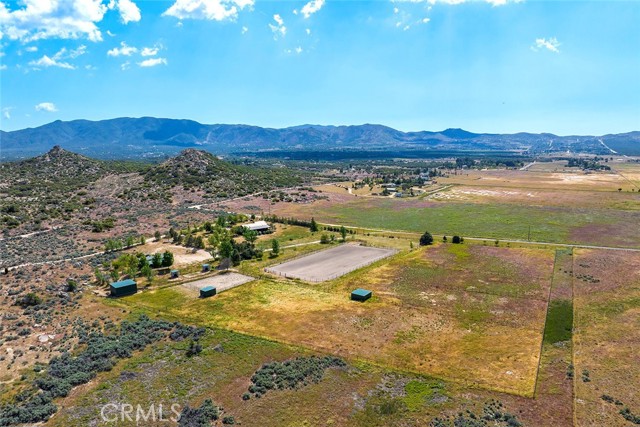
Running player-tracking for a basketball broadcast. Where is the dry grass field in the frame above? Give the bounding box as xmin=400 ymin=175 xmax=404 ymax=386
xmin=573 ymin=249 xmax=640 ymax=427
xmin=111 ymin=242 xmax=554 ymax=397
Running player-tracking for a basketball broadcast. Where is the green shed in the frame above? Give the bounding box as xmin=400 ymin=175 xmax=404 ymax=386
xmin=170 ymin=269 xmax=179 ymax=279
xmin=200 ymin=286 xmax=217 ymax=298
xmin=202 ymin=264 xmax=211 ymax=272
xmin=351 ymin=288 xmax=372 ymax=302
xmin=110 ymin=279 xmax=137 ymax=297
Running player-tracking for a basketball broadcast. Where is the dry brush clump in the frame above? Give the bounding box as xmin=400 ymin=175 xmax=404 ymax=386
xmin=0 ymin=315 xmax=205 ymax=426
xmin=245 ymin=356 xmax=346 ymax=398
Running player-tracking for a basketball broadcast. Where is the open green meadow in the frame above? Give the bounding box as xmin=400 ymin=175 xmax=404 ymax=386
xmin=271 ymin=197 xmax=640 ymax=248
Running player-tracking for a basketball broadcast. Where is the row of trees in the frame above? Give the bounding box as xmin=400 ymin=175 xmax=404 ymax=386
xmin=94 ymin=251 xmax=174 ymax=285
xmin=420 ymin=232 xmax=464 ymax=246
xmin=104 ymin=235 xmax=145 ymax=252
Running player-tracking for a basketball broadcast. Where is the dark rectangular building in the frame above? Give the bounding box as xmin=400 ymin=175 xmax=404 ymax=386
xmin=351 ymin=288 xmax=372 ymax=302
xmin=110 ymin=279 xmax=137 ymax=297
xmin=200 ymin=286 xmax=216 ymax=298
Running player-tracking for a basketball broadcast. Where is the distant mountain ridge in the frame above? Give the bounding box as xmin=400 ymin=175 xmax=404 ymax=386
xmin=1 ymin=117 xmax=639 ymax=160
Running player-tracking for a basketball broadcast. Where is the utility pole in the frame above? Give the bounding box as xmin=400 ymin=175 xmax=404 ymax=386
xmin=528 ymin=225 xmax=531 ymax=242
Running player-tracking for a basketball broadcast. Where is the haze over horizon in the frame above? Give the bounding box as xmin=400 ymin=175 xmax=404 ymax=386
xmin=1 ymin=0 xmax=639 ymax=135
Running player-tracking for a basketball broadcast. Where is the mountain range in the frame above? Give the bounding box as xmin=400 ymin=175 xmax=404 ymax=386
xmin=1 ymin=117 xmax=639 ymax=160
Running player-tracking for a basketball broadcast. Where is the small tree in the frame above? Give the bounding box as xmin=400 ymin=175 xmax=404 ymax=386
xmin=320 ymin=234 xmax=330 ymax=244
xmin=243 ymin=229 xmax=258 ymax=246
xmin=271 ymin=239 xmax=280 ymax=256
xmin=141 ymin=264 xmax=154 ymax=282
xmin=310 ymin=218 xmax=319 ymax=233
xmin=340 ymin=226 xmax=347 ymax=242
xmin=94 ymin=268 xmax=108 ymax=286
xmin=151 ymin=253 xmax=163 ymax=268
xmin=442 ymin=235 xmax=448 ymax=242
xmin=139 ymin=235 xmax=146 ymax=245
xmin=419 ymin=231 xmax=434 ymax=246
xmin=154 ymin=231 xmax=161 ymax=241
xmin=162 ymin=251 xmax=174 ymax=267
xmin=219 ymin=239 xmax=234 ymax=259
xmin=452 ymin=235 xmax=462 ymax=244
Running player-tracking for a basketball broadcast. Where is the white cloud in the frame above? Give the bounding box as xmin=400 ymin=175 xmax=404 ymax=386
xmin=305 ymin=28 xmax=311 ymax=35
xmin=532 ymin=37 xmax=560 ymax=53
xmin=163 ymin=0 xmax=254 ymax=21
xmin=121 ymin=61 xmax=130 ymax=70
xmin=25 ymin=46 xmax=38 ymax=52
xmin=0 ymin=64 xmax=6 ymax=70
xmin=66 ymin=45 xmax=87 ymax=58
xmin=300 ymin=0 xmax=324 ymax=18
xmin=28 ymin=45 xmax=87 ymax=69
xmin=35 ymin=102 xmax=57 ymax=112
xmin=141 ymin=46 xmax=160 ymax=56
xmin=107 ymin=41 xmax=138 ymax=56
xmin=393 ymin=0 xmax=520 ymax=5
xmin=111 ymin=0 xmax=141 ymax=24
xmin=0 ymin=0 xmax=108 ymax=42
xmin=138 ymin=57 xmax=167 ymax=67
xmin=241 ymin=26 xmax=248 ymax=34
xmin=269 ymin=14 xmax=286 ymax=39
xmin=295 ymin=46 xmax=302 ymax=54
xmin=2 ymin=107 xmax=12 ymax=119
xmin=29 ymin=55 xmax=74 ymax=69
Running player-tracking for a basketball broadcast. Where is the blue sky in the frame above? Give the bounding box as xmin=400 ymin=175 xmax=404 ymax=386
xmin=0 ymin=0 xmax=639 ymax=134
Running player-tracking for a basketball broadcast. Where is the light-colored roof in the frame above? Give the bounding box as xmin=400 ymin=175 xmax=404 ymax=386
xmin=246 ymin=220 xmax=270 ymax=230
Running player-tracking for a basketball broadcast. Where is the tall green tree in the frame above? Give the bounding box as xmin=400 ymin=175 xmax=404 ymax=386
xmin=271 ymin=239 xmax=280 ymax=256
xmin=162 ymin=251 xmax=174 ymax=267
xmin=310 ymin=218 xmax=319 ymax=233
xmin=219 ymin=239 xmax=234 ymax=259
xmin=340 ymin=226 xmax=347 ymax=242
xmin=152 ymin=253 xmax=163 ymax=268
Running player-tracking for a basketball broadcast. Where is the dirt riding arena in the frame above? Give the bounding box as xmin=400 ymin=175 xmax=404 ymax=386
xmin=181 ymin=272 xmax=255 ymax=295
xmin=265 ymin=244 xmax=397 ymax=282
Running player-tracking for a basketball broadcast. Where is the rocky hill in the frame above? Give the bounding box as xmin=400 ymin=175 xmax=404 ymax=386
xmin=144 ymin=149 xmax=302 ymax=198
